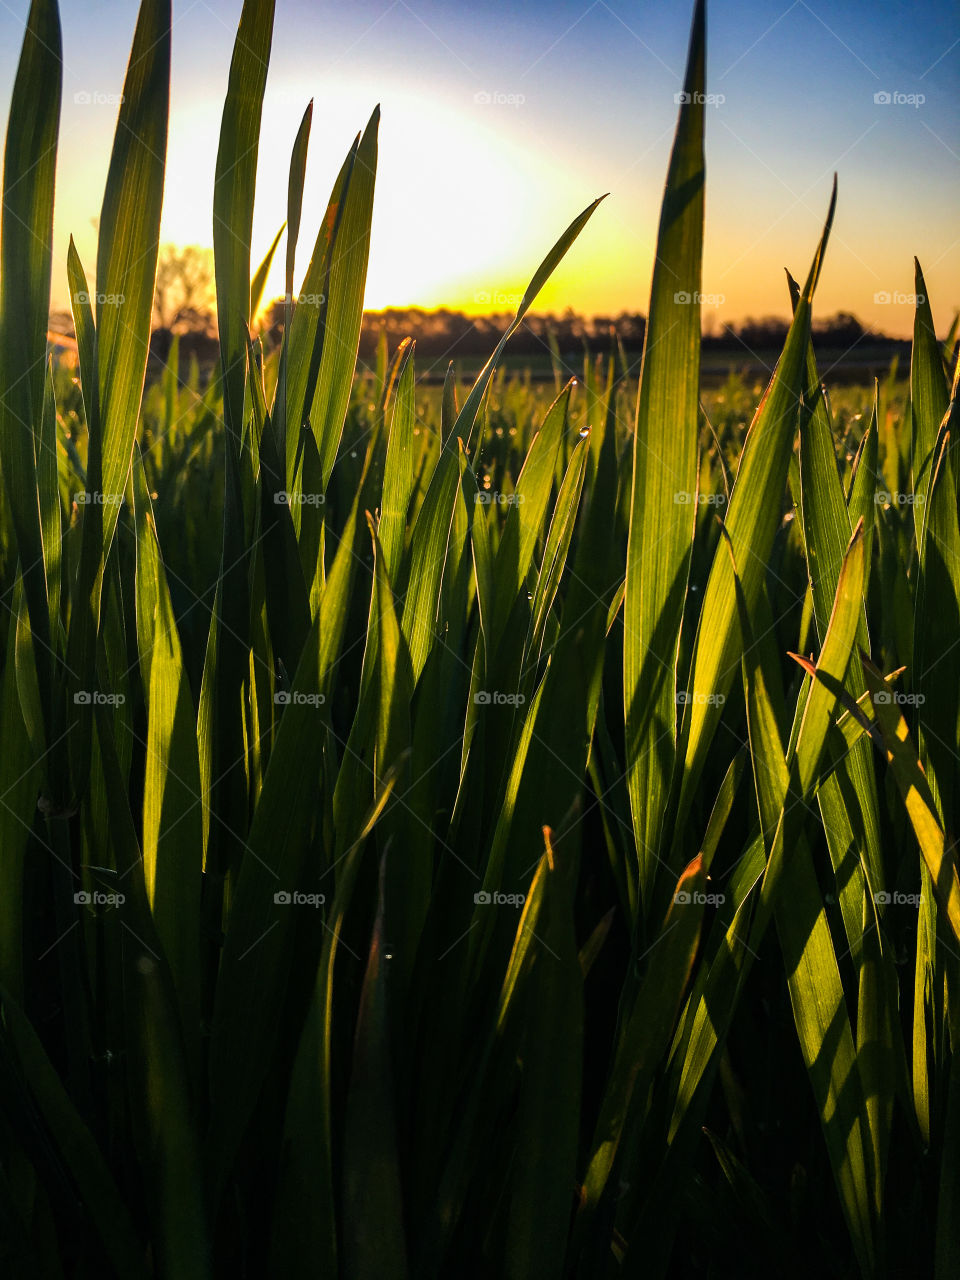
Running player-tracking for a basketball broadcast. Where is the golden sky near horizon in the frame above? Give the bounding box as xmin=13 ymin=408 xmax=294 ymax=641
xmin=2 ymin=0 xmax=956 ymax=340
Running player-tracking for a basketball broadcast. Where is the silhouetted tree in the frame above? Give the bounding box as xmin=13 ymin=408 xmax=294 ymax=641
xmin=154 ymin=244 xmax=215 ymax=332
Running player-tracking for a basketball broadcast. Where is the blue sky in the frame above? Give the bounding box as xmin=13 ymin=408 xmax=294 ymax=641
xmin=1 ymin=0 xmax=957 ymax=335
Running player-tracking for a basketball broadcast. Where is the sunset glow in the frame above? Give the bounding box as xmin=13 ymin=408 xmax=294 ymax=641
xmin=1 ymin=0 xmax=956 ymax=336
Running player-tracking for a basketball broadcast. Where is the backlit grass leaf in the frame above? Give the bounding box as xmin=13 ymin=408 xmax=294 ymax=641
xmin=132 ymin=450 xmax=203 ymax=1080
xmin=0 ymin=0 xmax=61 ymax=716
xmin=311 ymin=106 xmax=379 ymax=483
xmin=95 ymin=0 xmax=170 ymax=550
xmin=861 ymin=654 xmax=960 ymax=944
xmin=677 ymin=177 xmax=837 ymax=811
xmin=910 ymin=260 xmax=949 ymax=520
xmin=624 ymin=0 xmax=705 ymax=905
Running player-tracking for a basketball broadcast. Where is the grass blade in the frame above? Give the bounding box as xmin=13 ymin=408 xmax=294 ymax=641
xmin=624 ymin=0 xmax=705 ymax=906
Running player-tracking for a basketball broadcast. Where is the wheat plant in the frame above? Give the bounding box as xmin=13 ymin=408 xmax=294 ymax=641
xmin=0 ymin=0 xmax=957 ymax=1276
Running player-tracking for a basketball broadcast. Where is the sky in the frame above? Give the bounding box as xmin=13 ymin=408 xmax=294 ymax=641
xmin=0 ymin=0 xmax=957 ymax=338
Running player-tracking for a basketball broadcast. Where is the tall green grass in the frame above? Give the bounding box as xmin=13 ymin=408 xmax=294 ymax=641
xmin=0 ymin=0 xmax=958 ymax=1276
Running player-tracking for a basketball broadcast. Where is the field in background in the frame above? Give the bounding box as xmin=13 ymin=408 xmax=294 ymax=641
xmin=113 ymin=355 xmax=903 ymax=642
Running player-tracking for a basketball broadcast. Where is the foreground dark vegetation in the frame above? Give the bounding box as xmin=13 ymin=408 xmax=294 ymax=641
xmin=1 ymin=1 xmax=958 ymax=1277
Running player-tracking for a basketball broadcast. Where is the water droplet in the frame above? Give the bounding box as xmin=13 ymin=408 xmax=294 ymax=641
xmin=579 ymin=426 xmax=590 ymax=438
xmin=351 ymin=450 xmax=357 ymax=458
xmin=527 ymin=591 xmax=533 ymax=602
